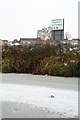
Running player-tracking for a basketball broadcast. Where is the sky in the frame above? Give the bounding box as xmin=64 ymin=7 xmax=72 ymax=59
xmin=0 ymin=0 xmax=79 ymax=41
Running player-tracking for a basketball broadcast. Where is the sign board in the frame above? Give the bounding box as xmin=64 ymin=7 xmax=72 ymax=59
xmin=51 ymin=19 xmax=64 ymax=30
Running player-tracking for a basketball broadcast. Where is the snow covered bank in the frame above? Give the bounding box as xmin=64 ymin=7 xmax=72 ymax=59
xmin=2 ymin=73 xmax=78 ymax=90
xmin=1 ymin=74 xmax=78 ymax=118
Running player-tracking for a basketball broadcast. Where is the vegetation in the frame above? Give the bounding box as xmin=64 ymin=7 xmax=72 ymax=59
xmin=2 ymin=43 xmax=80 ymax=77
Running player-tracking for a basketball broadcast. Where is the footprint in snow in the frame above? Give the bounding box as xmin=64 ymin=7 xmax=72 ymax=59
xmin=50 ymin=95 xmax=55 ymax=98
xmin=13 ymin=108 xmax=18 ymax=111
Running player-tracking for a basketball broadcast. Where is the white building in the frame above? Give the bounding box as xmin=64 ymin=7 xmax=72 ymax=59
xmin=62 ymin=39 xmax=79 ymax=45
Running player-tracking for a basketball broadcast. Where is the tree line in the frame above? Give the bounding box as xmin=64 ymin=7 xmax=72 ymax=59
xmin=2 ymin=43 xmax=80 ymax=77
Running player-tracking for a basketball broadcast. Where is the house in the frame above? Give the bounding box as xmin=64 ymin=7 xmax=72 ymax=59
xmin=12 ymin=39 xmax=20 ymax=46
xmin=19 ymin=38 xmax=37 ymax=46
xmin=61 ymin=39 xmax=79 ymax=45
xmin=0 ymin=39 xmax=8 ymax=46
xmin=3 ymin=40 xmax=8 ymax=45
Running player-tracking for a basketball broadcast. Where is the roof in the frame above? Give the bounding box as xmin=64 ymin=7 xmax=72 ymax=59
xmin=2 ymin=40 xmax=8 ymax=42
xmin=20 ymin=38 xmax=37 ymax=41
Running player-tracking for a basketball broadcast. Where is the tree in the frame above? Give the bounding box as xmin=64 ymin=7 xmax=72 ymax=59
xmin=65 ymin=32 xmax=72 ymax=40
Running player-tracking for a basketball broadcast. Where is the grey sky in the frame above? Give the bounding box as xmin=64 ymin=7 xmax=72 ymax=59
xmin=0 ymin=0 xmax=79 ymax=41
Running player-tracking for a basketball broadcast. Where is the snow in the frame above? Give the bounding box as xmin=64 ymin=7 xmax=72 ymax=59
xmin=1 ymin=74 xmax=78 ymax=118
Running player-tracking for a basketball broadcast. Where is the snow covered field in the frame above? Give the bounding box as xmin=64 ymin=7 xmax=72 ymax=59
xmin=1 ymin=74 xmax=78 ymax=118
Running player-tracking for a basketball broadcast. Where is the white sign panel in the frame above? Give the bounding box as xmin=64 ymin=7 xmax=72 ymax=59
xmin=51 ymin=19 xmax=64 ymax=30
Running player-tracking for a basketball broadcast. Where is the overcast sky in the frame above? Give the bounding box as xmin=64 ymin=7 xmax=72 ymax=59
xmin=0 ymin=0 xmax=79 ymax=41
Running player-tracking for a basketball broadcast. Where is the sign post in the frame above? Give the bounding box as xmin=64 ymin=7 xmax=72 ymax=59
xmin=51 ymin=19 xmax=64 ymax=40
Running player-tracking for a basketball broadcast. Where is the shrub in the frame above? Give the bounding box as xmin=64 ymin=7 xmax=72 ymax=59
xmin=2 ymin=44 xmax=80 ymax=77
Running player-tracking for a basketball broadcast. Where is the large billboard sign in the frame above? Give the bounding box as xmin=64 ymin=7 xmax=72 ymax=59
xmin=51 ymin=19 xmax=64 ymax=30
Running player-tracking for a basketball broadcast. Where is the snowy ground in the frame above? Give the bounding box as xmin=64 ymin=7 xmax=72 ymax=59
xmin=1 ymin=74 xmax=78 ymax=118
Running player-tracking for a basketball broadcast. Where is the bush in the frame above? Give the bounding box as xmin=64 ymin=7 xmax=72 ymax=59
xmin=2 ymin=44 xmax=80 ymax=77
xmin=2 ymin=59 xmax=12 ymax=73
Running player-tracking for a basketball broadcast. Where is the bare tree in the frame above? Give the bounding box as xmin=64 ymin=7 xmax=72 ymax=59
xmin=65 ymin=32 xmax=71 ymax=40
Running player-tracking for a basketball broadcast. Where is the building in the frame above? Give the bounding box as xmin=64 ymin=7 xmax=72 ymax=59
xmin=51 ymin=19 xmax=64 ymax=40
xmin=0 ymin=39 xmax=8 ymax=46
xmin=11 ymin=39 xmax=20 ymax=46
xmin=19 ymin=38 xmax=37 ymax=46
xmin=37 ymin=19 xmax=64 ymax=41
xmin=61 ymin=39 xmax=79 ymax=45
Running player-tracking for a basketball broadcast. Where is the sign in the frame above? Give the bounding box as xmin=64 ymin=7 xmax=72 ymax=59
xmin=51 ymin=19 xmax=64 ymax=30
